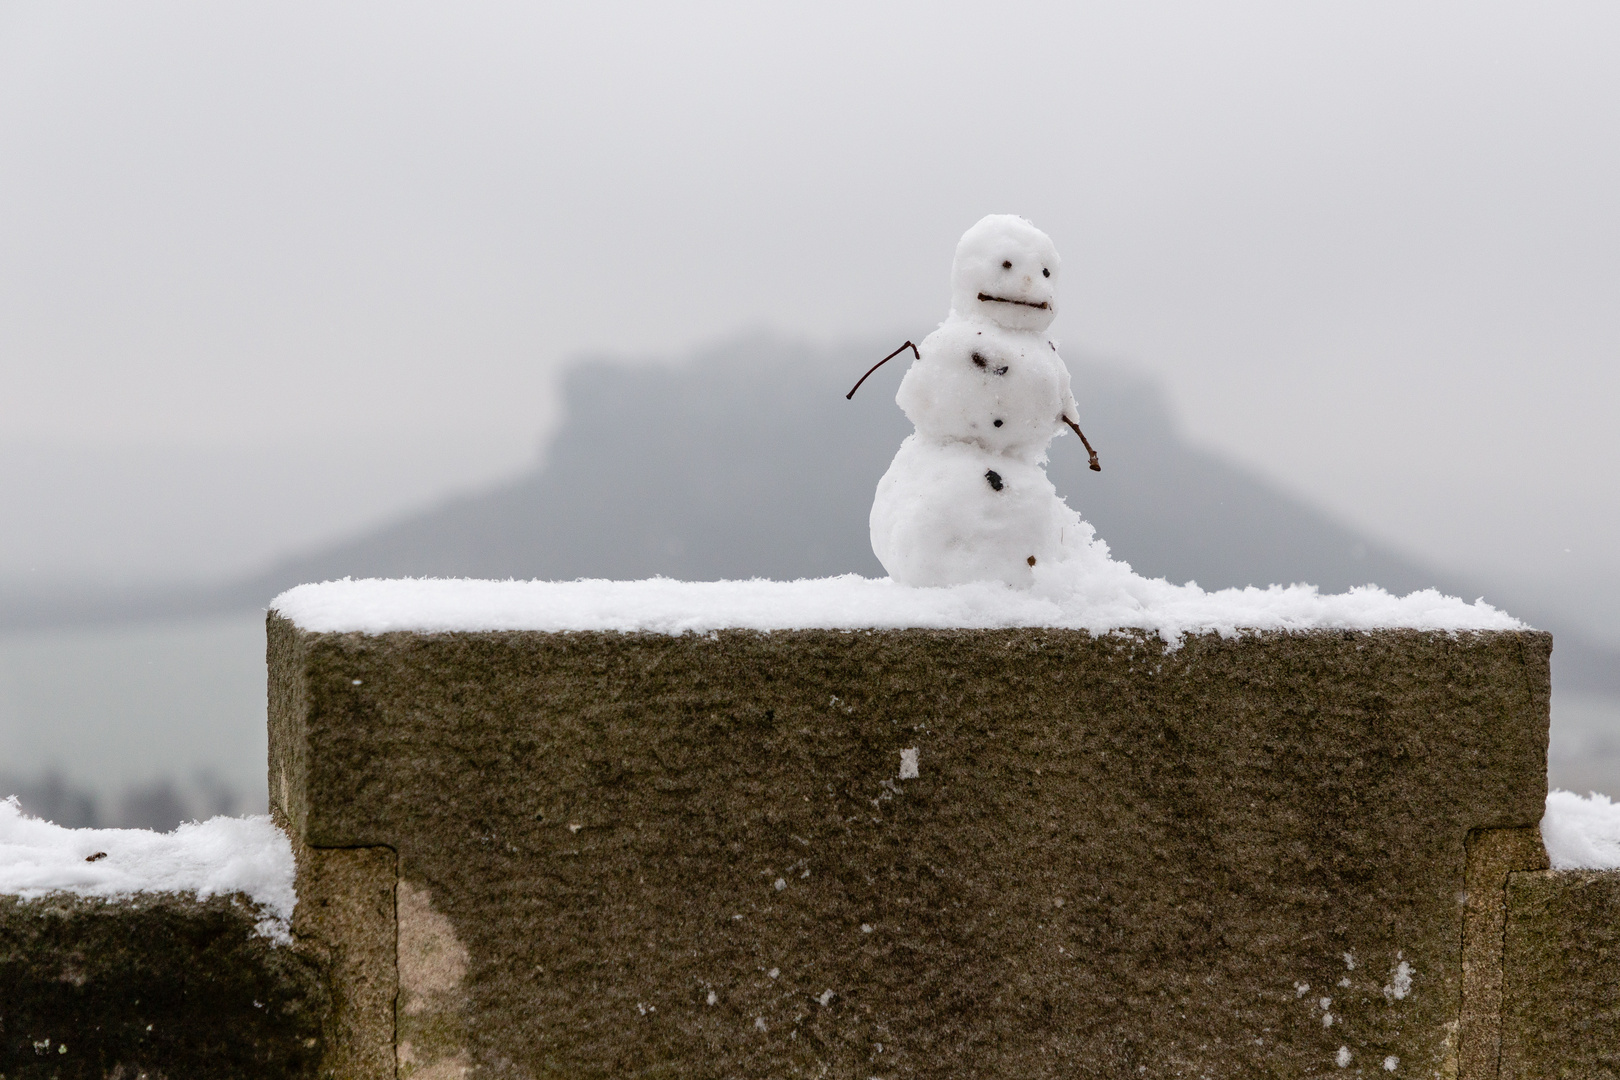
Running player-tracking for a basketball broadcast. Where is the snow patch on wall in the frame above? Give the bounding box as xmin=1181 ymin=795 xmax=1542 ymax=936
xmin=0 ymin=797 xmax=295 ymax=939
xmin=1543 ymin=790 xmax=1620 ymax=869
xmin=1383 ymin=959 xmax=1413 ymax=1002
xmin=272 ymin=575 xmax=1523 ymax=638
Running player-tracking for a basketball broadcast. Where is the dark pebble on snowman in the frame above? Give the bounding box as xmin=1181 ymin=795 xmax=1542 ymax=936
xmin=972 ymin=353 xmax=987 ymax=368
xmin=993 ymin=419 xmax=1003 ymax=427
xmin=985 ymin=470 xmax=1003 ymax=491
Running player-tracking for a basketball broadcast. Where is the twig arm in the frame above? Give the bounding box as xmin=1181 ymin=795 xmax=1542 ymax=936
xmin=1063 ymin=417 xmax=1102 ymax=472
xmin=846 ymin=341 xmax=921 ymax=400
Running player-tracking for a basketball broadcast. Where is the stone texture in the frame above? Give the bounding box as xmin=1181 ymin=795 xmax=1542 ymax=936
xmin=288 ymin=836 xmax=398 ymax=1079
xmin=1501 ymin=869 xmax=1620 ymax=1080
xmin=268 ymin=617 xmax=1552 ymax=1078
xmin=1460 ymin=827 xmax=1551 ymax=1080
xmin=0 ymin=892 xmax=327 ymax=1078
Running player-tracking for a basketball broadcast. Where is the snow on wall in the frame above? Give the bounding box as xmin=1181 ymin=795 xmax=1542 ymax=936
xmin=1542 ymin=790 xmax=1620 ymax=870
xmin=272 ymin=574 xmax=1523 ymax=638
xmin=0 ymin=798 xmax=296 ymax=940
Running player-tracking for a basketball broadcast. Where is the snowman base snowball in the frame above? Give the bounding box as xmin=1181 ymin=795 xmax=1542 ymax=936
xmin=871 ymin=435 xmax=1073 ymax=588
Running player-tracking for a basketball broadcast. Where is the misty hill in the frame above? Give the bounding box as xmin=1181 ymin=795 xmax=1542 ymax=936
xmin=238 ymin=333 xmax=1453 ymax=593
xmin=6 ymin=332 xmax=1613 ymax=690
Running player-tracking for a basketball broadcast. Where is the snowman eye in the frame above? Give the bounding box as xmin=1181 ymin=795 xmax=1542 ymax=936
xmin=1042 ymin=268 xmax=1050 ymax=278
xmin=1002 ymin=260 xmax=1012 ymax=269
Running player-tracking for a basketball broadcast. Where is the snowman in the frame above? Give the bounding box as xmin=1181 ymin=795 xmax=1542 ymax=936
xmin=863 ymin=214 xmax=1100 ymax=588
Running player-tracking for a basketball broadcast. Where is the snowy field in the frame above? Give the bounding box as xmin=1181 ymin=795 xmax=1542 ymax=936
xmin=0 ymin=602 xmax=1617 ymax=829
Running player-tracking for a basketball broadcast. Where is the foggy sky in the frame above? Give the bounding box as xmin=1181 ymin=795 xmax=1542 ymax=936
xmin=2 ymin=3 xmax=1617 ymax=639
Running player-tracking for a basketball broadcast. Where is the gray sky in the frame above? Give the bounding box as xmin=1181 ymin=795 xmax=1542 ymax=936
xmin=2 ymin=2 xmax=1617 ymax=638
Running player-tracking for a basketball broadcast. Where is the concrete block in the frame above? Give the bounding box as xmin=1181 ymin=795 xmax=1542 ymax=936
xmin=269 ymin=617 xmax=1552 ymax=1077
xmin=1502 ymin=869 xmax=1620 ymax=1079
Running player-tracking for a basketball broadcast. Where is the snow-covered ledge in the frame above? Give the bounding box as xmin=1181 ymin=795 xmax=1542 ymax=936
xmin=269 ymin=576 xmax=1553 ymax=1080
xmin=0 ymin=804 xmax=324 ymax=1074
xmin=270 ymin=574 xmax=1524 ymax=638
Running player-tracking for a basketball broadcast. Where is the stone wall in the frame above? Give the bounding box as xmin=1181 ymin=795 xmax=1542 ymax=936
xmin=269 ymin=618 xmax=1565 ymax=1078
xmin=9 ymin=620 xmax=1618 ymax=1077
xmin=1501 ymin=870 xmax=1620 ymax=1078
xmin=0 ymin=893 xmax=326 ymax=1077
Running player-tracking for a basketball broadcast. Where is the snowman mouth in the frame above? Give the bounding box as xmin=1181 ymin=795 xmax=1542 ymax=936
xmin=977 ymin=293 xmax=1049 ymax=310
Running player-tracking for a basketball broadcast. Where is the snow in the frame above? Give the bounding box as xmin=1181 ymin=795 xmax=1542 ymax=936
xmin=273 ymin=574 xmax=1522 ymax=639
xmin=872 ymin=433 xmax=1075 ymax=588
xmin=894 ymin=322 xmax=1077 ymax=459
xmin=0 ymin=797 xmax=295 ymax=941
xmin=1383 ymin=960 xmax=1412 ymax=1002
xmin=1542 ymin=790 xmax=1620 ymax=869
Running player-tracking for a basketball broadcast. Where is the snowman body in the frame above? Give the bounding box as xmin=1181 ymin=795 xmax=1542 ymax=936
xmin=870 ymin=215 xmax=1085 ymax=588
xmin=896 ymin=319 xmax=1076 ymax=463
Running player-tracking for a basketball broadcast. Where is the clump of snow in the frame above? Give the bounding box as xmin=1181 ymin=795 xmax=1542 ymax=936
xmin=273 ymin=575 xmax=1522 ymax=639
xmin=1383 ymin=959 xmax=1412 ymax=1002
xmin=1542 ymin=790 xmax=1620 ymax=869
xmin=899 ymin=748 xmax=920 ymax=780
xmin=0 ymin=797 xmax=295 ymax=941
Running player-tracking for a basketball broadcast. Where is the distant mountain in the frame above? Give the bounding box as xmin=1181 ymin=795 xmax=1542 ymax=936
xmin=237 ymin=332 xmax=1456 ymax=590
xmin=4 ymin=332 xmax=1613 ymax=690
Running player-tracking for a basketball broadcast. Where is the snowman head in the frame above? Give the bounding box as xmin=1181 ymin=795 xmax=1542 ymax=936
xmin=949 ymin=214 xmax=1060 ymax=332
